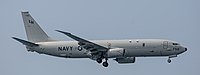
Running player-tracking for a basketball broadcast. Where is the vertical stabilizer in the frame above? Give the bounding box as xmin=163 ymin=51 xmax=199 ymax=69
xmin=21 ymin=11 xmax=53 ymax=42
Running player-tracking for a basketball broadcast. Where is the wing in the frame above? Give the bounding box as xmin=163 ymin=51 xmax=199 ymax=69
xmin=56 ymin=30 xmax=108 ymax=53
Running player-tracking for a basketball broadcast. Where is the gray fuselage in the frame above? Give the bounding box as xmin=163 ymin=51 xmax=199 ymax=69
xmin=27 ymin=39 xmax=186 ymax=58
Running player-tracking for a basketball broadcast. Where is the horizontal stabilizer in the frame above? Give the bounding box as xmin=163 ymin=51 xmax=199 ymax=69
xmin=12 ymin=37 xmax=39 ymax=46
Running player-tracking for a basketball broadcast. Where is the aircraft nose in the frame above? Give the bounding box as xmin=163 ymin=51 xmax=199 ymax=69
xmin=184 ymin=48 xmax=187 ymax=51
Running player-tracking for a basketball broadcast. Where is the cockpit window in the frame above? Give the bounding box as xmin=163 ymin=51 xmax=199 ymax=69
xmin=172 ymin=43 xmax=179 ymax=45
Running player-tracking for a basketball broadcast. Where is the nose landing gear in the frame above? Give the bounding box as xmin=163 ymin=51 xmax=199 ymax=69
xmin=167 ymin=58 xmax=171 ymax=63
xmin=167 ymin=55 xmax=177 ymax=63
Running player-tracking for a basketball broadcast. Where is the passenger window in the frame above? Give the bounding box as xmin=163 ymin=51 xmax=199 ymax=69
xmin=143 ymin=43 xmax=145 ymax=47
xmin=129 ymin=40 xmax=132 ymax=43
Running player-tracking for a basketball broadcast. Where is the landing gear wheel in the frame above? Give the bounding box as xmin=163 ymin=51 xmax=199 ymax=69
xmin=96 ymin=58 xmax=102 ymax=64
xmin=102 ymin=58 xmax=108 ymax=67
xmin=167 ymin=58 xmax=171 ymax=63
xmin=102 ymin=62 xmax=108 ymax=67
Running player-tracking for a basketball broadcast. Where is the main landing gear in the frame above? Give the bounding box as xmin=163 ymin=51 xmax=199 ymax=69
xmin=96 ymin=58 xmax=102 ymax=63
xmin=96 ymin=58 xmax=108 ymax=67
xmin=102 ymin=58 xmax=108 ymax=67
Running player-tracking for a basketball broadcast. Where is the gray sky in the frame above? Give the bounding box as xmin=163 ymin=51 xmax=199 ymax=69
xmin=0 ymin=0 xmax=199 ymax=75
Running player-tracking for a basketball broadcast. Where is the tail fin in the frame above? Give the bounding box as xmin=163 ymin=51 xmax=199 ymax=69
xmin=21 ymin=11 xmax=54 ymax=42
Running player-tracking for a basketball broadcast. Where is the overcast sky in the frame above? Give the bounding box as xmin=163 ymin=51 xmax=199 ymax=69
xmin=0 ymin=0 xmax=199 ymax=75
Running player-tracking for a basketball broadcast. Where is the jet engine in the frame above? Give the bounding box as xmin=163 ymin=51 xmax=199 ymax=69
xmin=106 ymin=48 xmax=125 ymax=58
xmin=114 ymin=57 xmax=136 ymax=64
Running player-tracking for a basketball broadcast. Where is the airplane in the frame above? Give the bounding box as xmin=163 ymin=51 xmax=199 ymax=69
xmin=12 ymin=11 xmax=187 ymax=67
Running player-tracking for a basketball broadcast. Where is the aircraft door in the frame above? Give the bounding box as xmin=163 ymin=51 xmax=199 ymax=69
xmin=163 ymin=41 xmax=168 ymax=49
xmin=161 ymin=41 xmax=172 ymax=55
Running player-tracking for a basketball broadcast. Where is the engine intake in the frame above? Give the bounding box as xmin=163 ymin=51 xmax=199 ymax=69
xmin=106 ymin=48 xmax=125 ymax=58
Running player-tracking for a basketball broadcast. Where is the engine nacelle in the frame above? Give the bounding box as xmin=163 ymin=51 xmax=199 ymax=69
xmin=106 ymin=48 xmax=125 ymax=58
xmin=114 ymin=57 xmax=136 ymax=64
